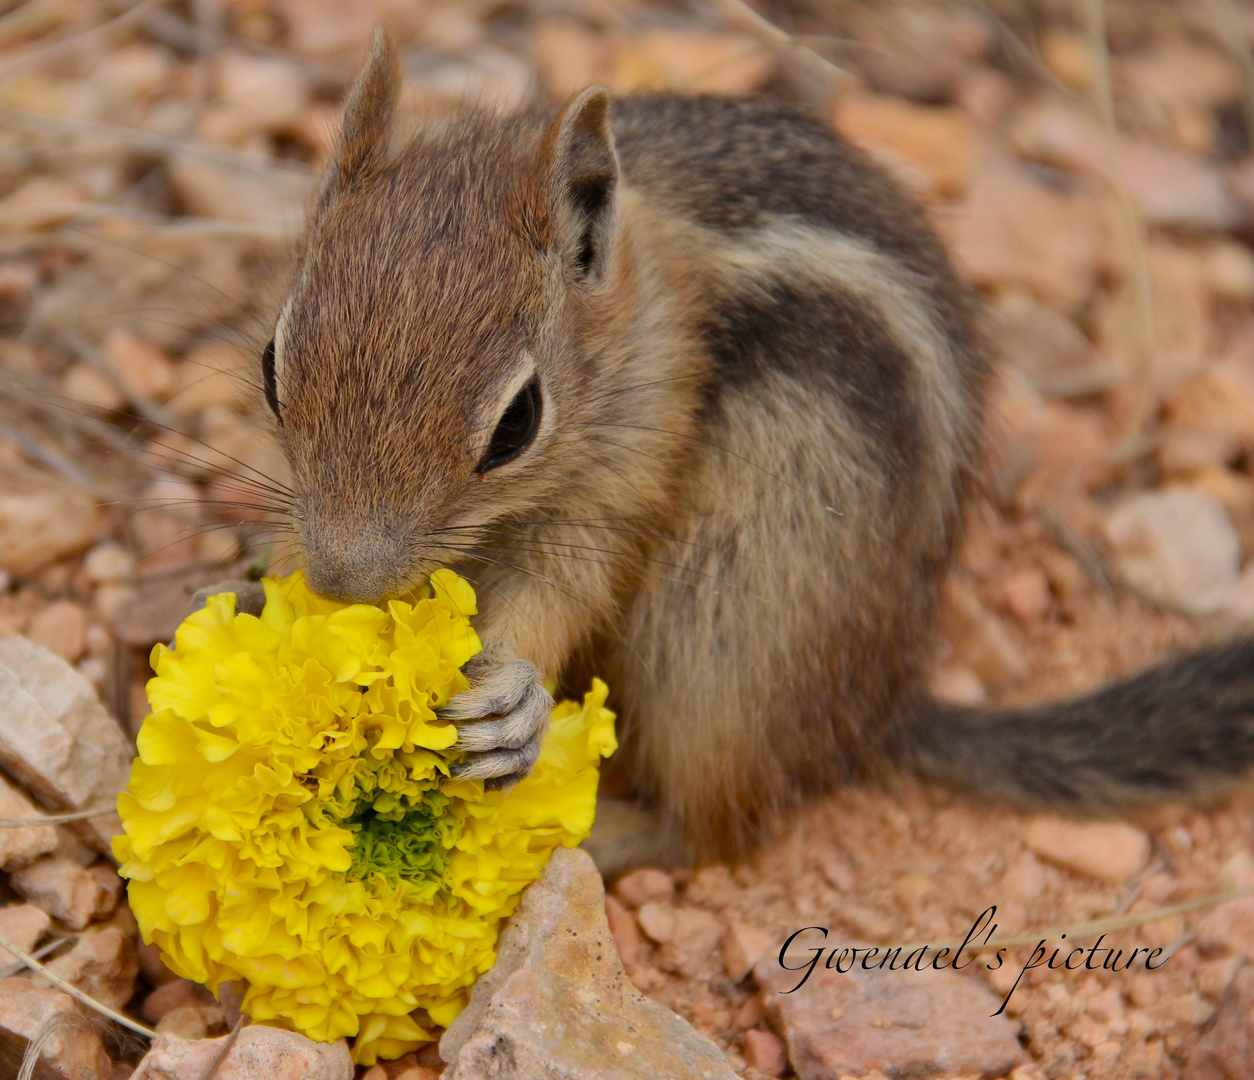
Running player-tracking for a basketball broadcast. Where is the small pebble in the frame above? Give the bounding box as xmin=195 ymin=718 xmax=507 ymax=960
xmin=613 ymin=867 xmax=675 ymax=908
xmin=743 ymin=1028 xmax=788 ymax=1076
xmin=636 ymin=901 xmax=676 ymax=944
xmin=1022 ymin=816 xmax=1149 ymax=883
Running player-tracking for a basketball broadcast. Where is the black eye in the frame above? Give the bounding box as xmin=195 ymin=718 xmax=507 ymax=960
xmin=261 ymin=338 xmax=280 ymax=421
xmin=478 ymin=377 xmax=541 ymax=473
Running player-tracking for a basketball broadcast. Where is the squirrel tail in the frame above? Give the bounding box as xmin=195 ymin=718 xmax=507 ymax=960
xmin=890 ymin=640 xmax=1254 ymax=811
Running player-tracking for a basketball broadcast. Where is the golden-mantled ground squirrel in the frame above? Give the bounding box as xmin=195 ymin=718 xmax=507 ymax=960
xmin=216 ymin=31 xmax=1254 ymax=873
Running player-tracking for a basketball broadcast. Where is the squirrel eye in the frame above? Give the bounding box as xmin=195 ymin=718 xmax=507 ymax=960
xmin=261 ymin=338 xmax=280 ymax=421
xmin=478 ymin=377 xmax=542 ymax=473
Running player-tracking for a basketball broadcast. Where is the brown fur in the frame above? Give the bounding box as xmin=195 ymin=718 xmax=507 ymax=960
xmin=257 ymin=35 xmax=1254 ymax=870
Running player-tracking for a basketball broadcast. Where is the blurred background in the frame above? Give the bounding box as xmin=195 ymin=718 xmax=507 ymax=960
xmin=3 ymin=3 xmax=1254 ymax=1076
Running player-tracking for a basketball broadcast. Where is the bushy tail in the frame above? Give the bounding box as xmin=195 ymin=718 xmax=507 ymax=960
xmin=892 ymin=641 xmax=1254 ymax=811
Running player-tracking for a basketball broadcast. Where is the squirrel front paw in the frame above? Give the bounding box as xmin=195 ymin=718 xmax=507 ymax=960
xmin=190 ymin=579 xmax=266 ymax=617
xmin=440 ymin=655 xmax=554 ymax=790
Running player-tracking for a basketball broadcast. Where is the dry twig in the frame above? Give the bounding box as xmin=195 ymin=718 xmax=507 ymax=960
xmin=0 ymin=930 xmax=155 ymax=1037
xmin=0 ymin=805 xmax=118 ymax=826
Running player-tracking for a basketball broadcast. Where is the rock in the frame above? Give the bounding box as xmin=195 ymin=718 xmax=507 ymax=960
xmin=833 ymin=92 xmax=977 ymax=197
xmin=393 ymin=1066 xmax=441 ymax=1080
xmin=0 ymin=772 xmax=57 ymax=871
xmin=944 ymin=152 xmax=1110 ymax=315
xmin=143 ymin=979 xmax=209 ymax=1023
xmin=937 ymin=577 xmax=1028 ymax=687
xmin=1184 ymin=965 xmax=1254 ymax=1080
xmin=83 ymin=543 xmax=136 ymax=586
xmin=440 ymin=846 xmax=736 ymax=1080
xmin=0 ymin=904 xmax=51 ymax=968
xmin=168 ymin=342 xmax=248 ymax=418
xmin=1011 ymin=102 xmax=1243 ymax=230
xmin=604 ymin=895 xmax=640 ymax=972
xmin=613 ymin=868 xmax=675 ymax=908
xmin=1196 ymin=898 xmax=1254 ymax=957
xmin=276 ymin=0 xmax=424 ymax=60
xmin=1101 ymin=241 xmax=1210 ymax=391
xmin=110 ymin=576 xmax=196 ymax=649
xmin=636 ymin=902 xmax=676 ymax=944
xmin=0 ymin=976 xmax=113 ymax=1080
xmin=0 ymin=472 xmax=101 ymax=577
xmin=723 ymin=921 xmax=775 ymax=983
xmin=167 ymin=152 xmax=311 ymax=230
xmin=100 ymin=327 xmax=175 ymax=403
xmin=1159 ymin=428 xmax=1240 ymax=476
xmin=927 ymin=665 xmax=987 ymax=706
xmin=754 ymin=952 xmax=1022 ymax=1080
xmin=658 ymin=907 xmax=724 ymax=978
xmin=9 ymin=858 xmax=119 ymax=931
xmin=613 ymin=30 xmax=771 ymax=97
xmin=154 ymin=1004 xmax=227 ymax=1040
xmin=199 ymin=52 xmax=309 ymax=145
xmin=136 ymin=941 xmax=180 ymax=987
xmin=1022 ymin=817 xmax=1149 ymax=883
xmin=533 ymin=18 xmax=616 ymax=100
xmin=999 ymin=566 xmax=1052 ymax=624
xmin=1103 ymin=488 xmax=1240 ymax=616
xmin=1196 ymin=955 xmax=1243 ymax=999
xmin=1167 ymin=359 xmax=1254 ymax=443
xmin=132 ymin=1027 xmax=353 ymax=1080
xmin=96 ymin=43 xmax=172 ymax=100
xmin=1040 ymin=28 xmax=1093 ymax=91
xmin=1204 ymin=241 xmax=1254 ymax=303
xmin=989 ymin=293 xmax=1098 ymax=396
xmin=26 ymin=601 xmax=88 ymax=663
xmin=742 ymin=1029 xmax=787 ymax=1076
xmin=59 ymin=363 xmax=125 ymax=411
xmin=45 ymin=926 xmax=137 ymax=1010
xmin=845 ymin=5 xmax=989 ymax=100
xmin=129 ymin=477 xmax=204 ymax=568
xmin=1118 ymin=39 xmax=1241 ymax=115
xmin=0 ymin=635 xmax=130 ymax=850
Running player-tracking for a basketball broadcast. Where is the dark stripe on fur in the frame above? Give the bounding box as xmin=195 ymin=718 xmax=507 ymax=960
xmin=611 ymin=93 xmax=986 ymax=388
xmin=892 ymin=641 xmax=1254 ymax=810
xmin=703 ymin=282 xmax=924 ymax=487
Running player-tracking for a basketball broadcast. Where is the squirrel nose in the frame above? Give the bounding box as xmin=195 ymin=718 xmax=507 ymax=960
xmin=300 ymin=528 xmax=410 ymax=605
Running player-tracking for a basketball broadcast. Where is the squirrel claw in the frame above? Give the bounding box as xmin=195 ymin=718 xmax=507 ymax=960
xmin=442 ymin=656 xmax=553 ymax=785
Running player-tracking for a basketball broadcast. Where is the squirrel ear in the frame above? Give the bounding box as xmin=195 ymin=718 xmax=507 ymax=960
xmin=548 ymin=86 xmax=618 ymax=282
xmin=315 ymin=27 xmax=399 ymax=217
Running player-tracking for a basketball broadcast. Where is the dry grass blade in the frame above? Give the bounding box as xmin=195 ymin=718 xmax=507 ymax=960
xmin=705 ymin=0 xmax=849 ymax=82
xmin=0 ymin=202 xmax=298 ymax=246
xmin=0 ymin=936 xmax=71 ymax=980
xmin=0 ymin=930 xmax=155 ymax=1037
xmin=18 ymin=1011 xmax=111 ymax=1080
xmin=0 ymin=805 xmax=118 ymax=826
xmin=0 ymin=0 xmax=163 ymax=84
xmin=0 ymin=104 xmax=311 ymax=184
xmin=1077 ymin=0 xmax=1156 ymax=455
xmin=197 ymin=1015 xmax=246 ymax=1080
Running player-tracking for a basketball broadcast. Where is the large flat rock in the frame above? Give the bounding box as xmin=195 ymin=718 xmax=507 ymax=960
xmin=0 ymin=636 xmax=130 ymax=851
xmin=755 ymin=945 xmax=1022 ymax=1079
xmin=441 ymin=847 xmax=737 ymax=1080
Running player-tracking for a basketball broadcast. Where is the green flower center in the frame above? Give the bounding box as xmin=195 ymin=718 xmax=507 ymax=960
xmin=342 ymin=790 xmax=462 ymax=895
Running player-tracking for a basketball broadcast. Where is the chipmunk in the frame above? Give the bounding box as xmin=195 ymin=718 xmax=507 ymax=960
xmin=209 ymin=30 xmax=1254 ymax=874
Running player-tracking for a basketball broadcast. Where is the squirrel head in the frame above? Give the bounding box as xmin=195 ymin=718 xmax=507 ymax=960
xmin=266 ymin=30 xmax=627 ymax=604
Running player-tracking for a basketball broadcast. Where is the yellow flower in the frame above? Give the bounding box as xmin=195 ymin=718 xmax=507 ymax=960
xmin=113 ymin=569 xmax=616 ymax=1064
